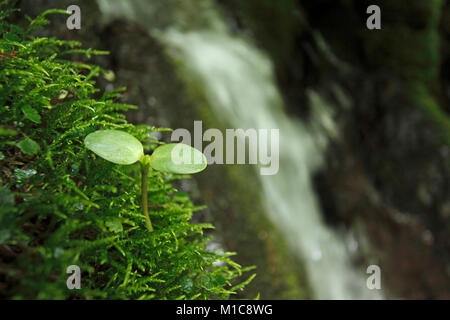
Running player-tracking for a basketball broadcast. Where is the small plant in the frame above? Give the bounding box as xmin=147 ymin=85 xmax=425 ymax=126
xmin=84 ymin=130 xmax=207 ymax=231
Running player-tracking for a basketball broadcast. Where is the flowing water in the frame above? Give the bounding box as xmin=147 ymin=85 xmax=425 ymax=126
xmin=98 ymin=0 xmax=382 ymax=299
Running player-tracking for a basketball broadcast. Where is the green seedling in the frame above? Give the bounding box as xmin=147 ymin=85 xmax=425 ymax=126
xmin=84 ymin=129 xmax=207 ymax=232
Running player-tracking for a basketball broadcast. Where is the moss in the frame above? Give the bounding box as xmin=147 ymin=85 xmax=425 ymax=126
xmin=363 ymin=25 xmax=441 ymax=84
xmin=407 ymin=82 xmax=450 ymax=145
xmin=223 ymin=165 xmax=311 ymax=299
xmin=362 ymin=0 xmax=444 ymax=83
xmin=0 ymin=3 xmax=252 ymax=299
xmin=360 ymin=0 xmax=449 ymax=145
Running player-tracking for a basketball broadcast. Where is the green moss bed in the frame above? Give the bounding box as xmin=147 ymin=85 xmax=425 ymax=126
xmin=0 ymin=3 xmax=253 ymax=299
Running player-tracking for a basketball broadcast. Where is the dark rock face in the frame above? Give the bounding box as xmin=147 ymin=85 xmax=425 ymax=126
xmin=302 ymin=0 xmax=450 ymax=298
xmin=219 ymin=0 xmax=450 ymax=298
xmin=334 ymin=74 xmax=450 ymax=298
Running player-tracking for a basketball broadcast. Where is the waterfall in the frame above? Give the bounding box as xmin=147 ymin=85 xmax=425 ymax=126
xmin=97 ymin=0 xmax=383 ymax=299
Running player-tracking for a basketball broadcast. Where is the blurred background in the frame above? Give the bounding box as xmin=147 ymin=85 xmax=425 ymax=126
xmin=14 ymin=0 xmax=450 ymax=299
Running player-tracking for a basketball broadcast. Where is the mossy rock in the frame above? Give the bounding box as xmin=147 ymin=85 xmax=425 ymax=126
xmin=0 ymin=4 xmax=253 ymax=299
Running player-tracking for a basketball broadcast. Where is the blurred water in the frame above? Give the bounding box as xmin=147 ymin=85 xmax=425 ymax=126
xmin=98 ymin=0 xmax=382 ymax=299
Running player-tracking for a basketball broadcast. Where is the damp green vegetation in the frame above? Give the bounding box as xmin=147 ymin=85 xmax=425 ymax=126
xmin=407 ymin=82 xmax=450 ymax=145
xmin=363 ymin=0 xmax=444 ymax=84
xmin=0 ymin=3 xmax=254 ymax=299
xmin=362 ymin=0 xmax=450 ymax=145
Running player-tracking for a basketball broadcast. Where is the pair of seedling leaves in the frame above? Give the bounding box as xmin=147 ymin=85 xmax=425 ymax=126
xmin=84 ymin=129 xmax=207 ymax=232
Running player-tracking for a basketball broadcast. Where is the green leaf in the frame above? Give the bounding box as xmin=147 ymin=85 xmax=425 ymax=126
xmin=84 ymin=130 xmax=144 ymax=165
xmin=105 ymin=218 xmax=123 ymax=233
xmin=17 ymin=137 xmax=40 ymax=156
xmin=4 ymin=33 xmax=20 ymax=42
xmin=0 ymin=229 xmax=11 ymax=244
xmin=22 ymin=106 xmax=41 ymax=124
xmin=14 ymin=168 xmax=37 ymax=180
xmin=0 ymin=188 xmax=14 ymax=207
xmin=150 ymin=143 xmax=207 ymax=174
xmin=0 ymin=127 xmax=17 ymax=136
xmin=181 ymin=278 xmax=194 ymax=294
